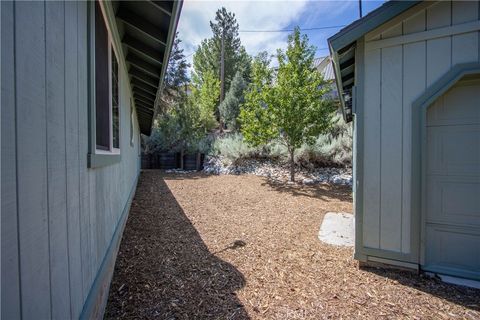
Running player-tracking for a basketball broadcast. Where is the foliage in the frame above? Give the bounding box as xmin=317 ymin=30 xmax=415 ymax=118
xmin=240 ymin=29 xmax=336 ymax=181
xmin=219 ymin=71 xmax=247 ymax=130
xmin=164 ymin=33 xmax=190 ymax=93
xmin=210 ymin=116 xmax=352 ymax=167
xmin=212 ymin=133 xmax=263 ymax=163
xmin=294 ymin=115 xmax=352 ymax=167
xmin=191 ymin=70 xmax=220 ymax=133
xmin=145 ymin=68 xmax=220 ymax=155
xmin=161 ymin=33 xmax=190 ymax=108
xmin=239 ymin=51 xmax=275 ymax=145
xmin=192 ymin=7 xmax=251 ymax=99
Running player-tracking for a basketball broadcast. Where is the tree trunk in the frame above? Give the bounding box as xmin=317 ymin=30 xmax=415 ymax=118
xmin=289 ymin=148 xmax=295 ymax=182
xmin=219 ymin=30 xmax=225 ymax=133
xmin=180 ymin=149 xmax=184 ymax=170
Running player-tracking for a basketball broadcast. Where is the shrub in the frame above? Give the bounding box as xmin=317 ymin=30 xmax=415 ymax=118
xmin=294 ymin=114 xmax=352 ymax=167
xmin=208 ymin=114 xmax=352 ymax=167
xmin=212 ymin=133 xmax=262 ymax=163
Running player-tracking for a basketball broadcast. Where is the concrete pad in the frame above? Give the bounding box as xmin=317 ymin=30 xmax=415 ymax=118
xmin=438 ymin=274 xmax=480 ymax=289
xmin=319 ymin=212 xmax=354 ymax=246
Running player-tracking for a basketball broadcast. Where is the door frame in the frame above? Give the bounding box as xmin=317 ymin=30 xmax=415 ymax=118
xmin=410 ymin=63 xmax=480 ymax=270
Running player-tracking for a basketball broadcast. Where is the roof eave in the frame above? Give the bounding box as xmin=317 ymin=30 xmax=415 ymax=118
xmin=328 ymin=1 xmax=422 ymax=122
xmin=146 ymin=0 xmax=183 ymax=136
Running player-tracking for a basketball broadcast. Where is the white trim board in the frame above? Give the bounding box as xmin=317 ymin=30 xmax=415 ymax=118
xmin=366 ymin=20 xmax=480 ymax=51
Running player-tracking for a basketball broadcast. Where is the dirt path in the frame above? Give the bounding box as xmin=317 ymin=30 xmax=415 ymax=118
xmin=105 ymin=171 xmax=479 ymax=319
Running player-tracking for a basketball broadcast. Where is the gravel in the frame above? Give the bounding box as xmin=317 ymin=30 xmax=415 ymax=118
xmin=203 ymin=156 xmax=353 ymax=186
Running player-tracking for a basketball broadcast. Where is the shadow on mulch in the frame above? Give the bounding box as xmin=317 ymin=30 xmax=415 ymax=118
xmin=361 ymin=266 xmax=480 ymax=312
xmin=261 ymin=177 xmax=352 ymax=202
xmin=105 ymin=171 xmax=249 ymax=319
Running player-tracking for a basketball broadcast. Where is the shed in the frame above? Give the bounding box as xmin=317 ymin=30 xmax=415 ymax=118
xmin=328 ymin=0 xmax=479 ymax=280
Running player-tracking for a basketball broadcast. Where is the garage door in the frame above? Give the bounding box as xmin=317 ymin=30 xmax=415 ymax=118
xmin=424 ymin=75 xmax=480 ymax=280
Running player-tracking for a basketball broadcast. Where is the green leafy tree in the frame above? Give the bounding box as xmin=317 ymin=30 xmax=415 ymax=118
xmin=239 ymin=52 xmax=275 ymax=143
xmin=192 ymin=7 xmax=251 ymax=100
xmin=219 ymin=71 xmax=247 ymax=130
xmin=192 ymin=70 xmax=220 ymax=133
xmin=240 ymin=29 xmax=336 ymax=182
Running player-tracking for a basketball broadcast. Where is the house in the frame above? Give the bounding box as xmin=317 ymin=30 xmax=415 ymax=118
xmin=1 ymin=1 xmax=182 ymax=318
xmin=314 ymin=56 xmax=339 ymax=100
xmin=328 ymin=0 xmax=479 ymax=280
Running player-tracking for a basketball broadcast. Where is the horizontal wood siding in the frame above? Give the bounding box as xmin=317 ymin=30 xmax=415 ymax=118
xmin=362 ymin=0 xmax=480 ymax=257
xmin=0 ymin=2 xmax=141 ymax=318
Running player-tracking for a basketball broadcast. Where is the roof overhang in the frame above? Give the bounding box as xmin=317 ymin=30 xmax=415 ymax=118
xmin=328 ymin=0 xmax=421 ymax=122
xmin=113 ymin=0 xmax=183 ymax=135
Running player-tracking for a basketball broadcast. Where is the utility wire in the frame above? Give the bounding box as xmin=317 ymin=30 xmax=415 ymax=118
xmin=182 ymin=25 xmax=340 ymax=57
xmin=239 ymin=25 xmax=346 ymax=33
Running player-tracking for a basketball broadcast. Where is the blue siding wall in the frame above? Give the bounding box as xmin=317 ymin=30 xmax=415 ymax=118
xmin=1 ymin=1 xmax=141 ymax=318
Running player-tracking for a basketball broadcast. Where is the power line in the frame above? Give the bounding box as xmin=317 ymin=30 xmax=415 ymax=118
xmin=239 ymin=25 xmax=346 ymax=33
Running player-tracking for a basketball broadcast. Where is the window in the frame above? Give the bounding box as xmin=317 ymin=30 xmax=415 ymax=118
xmin=95 ymin=1 xmax=120 ymax=153
xmin=130 ymin=98 xmax=134 ymax=147
xmin=88 ymin=1 xmax=121 ymax=168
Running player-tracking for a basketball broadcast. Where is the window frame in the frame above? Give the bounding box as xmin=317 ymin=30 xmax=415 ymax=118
xmin=88 ymin=1 xmax=122 ymax=168
xmin=110 ymin=42 xmax=120 ymax=153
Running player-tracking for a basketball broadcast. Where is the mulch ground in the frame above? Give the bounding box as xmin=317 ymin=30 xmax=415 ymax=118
xmin=105 ymin=170 xmax=480 ymax=319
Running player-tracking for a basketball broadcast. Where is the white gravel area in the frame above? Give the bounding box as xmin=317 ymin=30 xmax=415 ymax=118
xmin=203 ymin=156 xmax=353 ymax=187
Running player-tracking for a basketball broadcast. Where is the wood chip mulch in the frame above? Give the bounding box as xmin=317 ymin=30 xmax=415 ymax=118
xmin=105 ymin=170 xmax=480 ymax=319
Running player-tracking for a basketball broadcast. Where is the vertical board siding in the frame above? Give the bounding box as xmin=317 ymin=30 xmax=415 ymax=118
xmin=361 ymin=0 xmax=480 ymax=258
xmin=380 ymin=42 xmax=403 ymax=251
xmin=426 ymin=1 xmax=452 ymax=85
xmin=452 ymin=1 xmax=479 ymax=64
xmin=76 ymin=1 xmax=90 ymax=310
xmin=401 ymin=11 xmax=426 ymax=254
xmin=1 ymin=2 xmax=21 ymax=319
xmin=46 ymin=2 xmax=71 ymax=318
xmin=65 ymin=2 xmax=84 ymax=318
xmin=15 ymin=2 xmax=51 ymax=318
xmin=2 ymin=1 xmax=142 ymax=317
xmin=379 ymin=23 xmax=403 ymax=251
xmin=362 ymin=48 xmax=381 ymax=249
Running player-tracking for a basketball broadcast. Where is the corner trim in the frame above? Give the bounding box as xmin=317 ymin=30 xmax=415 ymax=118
xmin=79 ymin=173 xmax=139 ymax=319
xmin=353 ymin=37 xmax=366 ymax=261
xmin=87 ymin=153 xmax=121 ymax=168
xmin=411 ymin=63 xmax=480 ymax=267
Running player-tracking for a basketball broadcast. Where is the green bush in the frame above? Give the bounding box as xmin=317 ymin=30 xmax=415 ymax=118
xmin=294 ymin=114 xmax=352 ymax=167
xmin=210 ymin=114 xmax=352 ymax=167
xmin=212 ymin=133 xmax=263 ymax=163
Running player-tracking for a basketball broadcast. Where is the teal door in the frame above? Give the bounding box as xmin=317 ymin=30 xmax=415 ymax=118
xmin=423 ymin=76 xmax=480 ymax=280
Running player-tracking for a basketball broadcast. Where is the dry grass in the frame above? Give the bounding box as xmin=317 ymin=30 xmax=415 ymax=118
xmin=105 ymin=171 xmax=480 ymax=319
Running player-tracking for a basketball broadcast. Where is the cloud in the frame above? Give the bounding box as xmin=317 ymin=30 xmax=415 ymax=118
xmin=176 ymin=0 xmax=365 ymax=71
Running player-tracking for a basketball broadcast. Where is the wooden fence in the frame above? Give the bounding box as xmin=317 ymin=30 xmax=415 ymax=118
xmin=141 ymin=152 xmax=205 ymax=171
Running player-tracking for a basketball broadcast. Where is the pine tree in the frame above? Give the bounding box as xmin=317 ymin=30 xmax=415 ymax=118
xmin=192 ymin=7 xmax=251 ymax=99
xmin=219 ymin=71 xmax=247 ymax=130
xmin=163 ymin=33 xmax=190 ymax=101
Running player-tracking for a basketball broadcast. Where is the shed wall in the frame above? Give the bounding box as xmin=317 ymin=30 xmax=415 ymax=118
xmin=360 ymin=0 xmax=480 ymax=260
xmin=1 ymin=2 xmax=141 ymax=318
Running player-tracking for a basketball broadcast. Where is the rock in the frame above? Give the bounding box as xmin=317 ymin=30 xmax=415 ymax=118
xmin=302 ymin=178 xmax=316 ymax=185
xmin=202 ymin=155 xmax=353 ymax=187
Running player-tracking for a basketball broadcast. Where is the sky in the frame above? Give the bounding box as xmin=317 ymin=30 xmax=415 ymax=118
xmin=176 ymin=0 xmax=386 ymax=71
